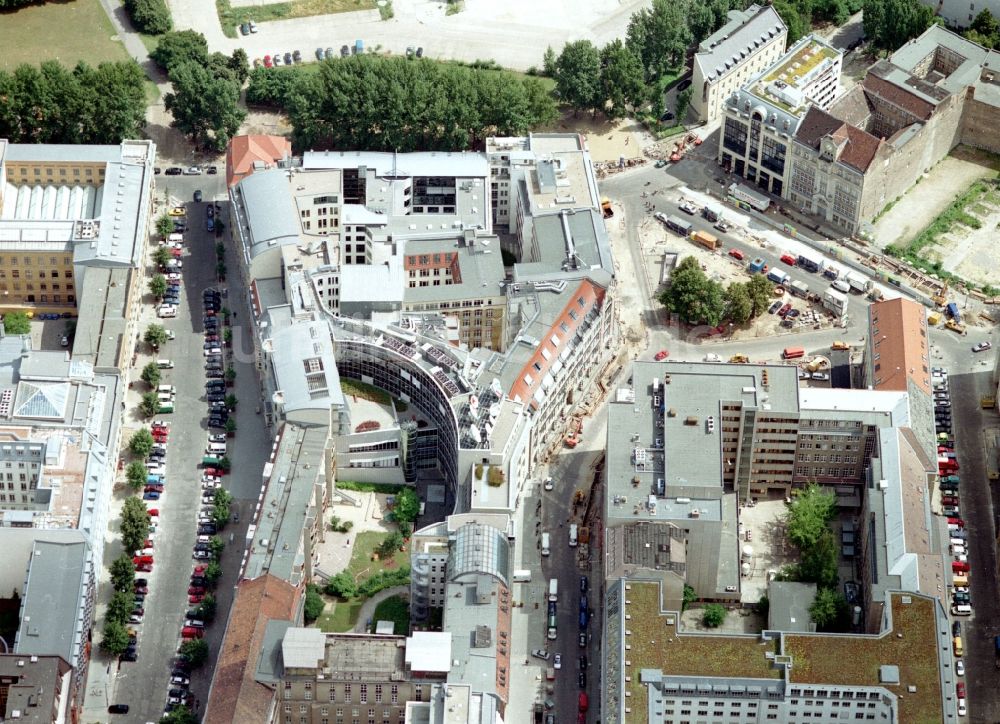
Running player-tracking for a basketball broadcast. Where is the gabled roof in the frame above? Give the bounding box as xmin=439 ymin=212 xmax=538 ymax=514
xmin=204 ymin=575 xmax=301 ymax=724
xmin=694 ymin=4 xmax=787 ymax=82
xmin=226 ymin=135 xmax=291 ymax=188
xmin=794 ymin=106 xmax=882 ymax=173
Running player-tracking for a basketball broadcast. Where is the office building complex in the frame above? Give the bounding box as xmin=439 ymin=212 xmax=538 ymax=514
xmin=692 ymin=5 xmax=787 ymax=124
xmin=719 ymin=34 xmax=843 ymax=196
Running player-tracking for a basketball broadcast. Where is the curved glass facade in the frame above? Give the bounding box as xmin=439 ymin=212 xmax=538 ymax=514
xmin=334 ymin=339 xmax=461 ymax=513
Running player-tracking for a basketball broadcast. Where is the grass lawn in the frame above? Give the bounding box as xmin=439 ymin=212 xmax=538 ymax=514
xmin=216 ymin=0 xmax=376 ymax=38
xmin=347 ymin=530 xmax=409 ymax=578
xmin=317 ymin=596 xmax=362 ymax=632
xmin=0 ymin=0 xmax=131 ymax=71
xmin=370 ymin=594 xmax=409 ymax=635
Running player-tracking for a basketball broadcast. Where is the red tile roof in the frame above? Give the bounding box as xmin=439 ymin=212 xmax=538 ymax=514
xmin=868 ymin=298 xmax=931 ymax=395
xmin=794 ymin=107 xmax=883 ymax=173
xmin=204 ymin=575 xmax=301 ymax=724
xmin=507 ymin=279 xmax=605 ymax=406
xmin=226 ymin=135 xmax=291 ymax=188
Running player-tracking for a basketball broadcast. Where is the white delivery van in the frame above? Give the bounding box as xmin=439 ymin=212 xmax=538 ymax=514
xmin=157 ymin=385 xmax=175 ymax=395
xmin=206 ymin=442 xmax=227 ymax=455
xmin=541 ymin=532 xmax=550 ymax=556
xmin=168 ymin=233 xmax=184 ymax=243
xmin=156 ymin=359 xmax=174 ymax=369
xmin=548 ymin=578 xmax=558 ymax=602
xmin=512 ymin=570 xmax=532 ymax=583
xmin=569 ymin=524 xmax=578 ymax=547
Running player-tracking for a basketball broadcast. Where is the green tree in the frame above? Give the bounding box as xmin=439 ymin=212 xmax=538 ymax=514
xmin=228 ymin=48 xmax=250 ymax=85
xmin=73 ymin=61 xmax=148 ymax=144
xmin=971 ymin=7 xmax=1000 ymax=36
xmin=810 ymin=586 xmax=848 ymax=629
xmin=150 ymin=30 xmax=209 ymax=73
xmin=325 ymin=571 xmax=358 ymax=599
xmin=225 ymin=366 xmax=237 ymax=384
xmin=224 ymin=393 xmax=237 ymax=410
xmin=304 ymin=584 xmax=325 ymax=624
xmin=129 ymin=428 xmax=155 ymax=458
xmin=218 ymin=456 xmax=232 ymax=472
xmin=746 ymin=275 xmax=774 ymax=317
xmin=148 ymin=274 xmax=167 ymax=299
xmin=156 ymin=214 xmax=175 ymax=238
xmin=675 ymin=87 xmax=693 ymax=122
xmin=542 ymin=46 xmax=558 ymax=76
xmin=863 ymin=0 xmax=934 ymax=52
xmin=124 ymin=0 xmax=172 ymax=35
xmin=223 ymin=327 xmax=233 ymax=346
xmin=125 ymin=460 xmax=148 ymax=491
xmin=245 ymin=66 xmax=296 ymax=108
xmin=140 ymin=362 xmax=161 ymax=388
xmin=107 ymin=588 xmax=135 ymax=625
xmin=197 ymin=593 xmax=217 ymax=622
xmin=203 ymin=561 xmax=223 ymax=586
xmin=658 ymin=256 xmax=726 ymax=326
xmin=682 ymin=584 xmax=696 ymax=611
xmin=397 ymin=520 xmax=412 ymax=539
xmin=225 ymin=417 xmax=238 ymax=435
xmin=160 ymin=706 xmax=199 ymax=724
xmin=3 ymin=312 xmax=30 ymax=335
xmin=786 ymin=483 xmax=836 ymax=549
xmin=110 ymin=553 xmax=136 ymax=593
xmin=101 ymin=619 xmax=130 ymax=655
xmin=724 ymin=282 xmax=753 ymax=325
xmin=554 ymin=40 xmax=602 ymax=114
xmin=213 ymin=488 xmax=233 ymax=527
xmin=393 ymin=487 xmax=421 ymax=523
xmin=798 ymin=530 xmax=840 ymax=588
xmin=165 ymin=61 xmax=245 ymax=152
xmin=209 ymin=535 xmax=225 ymax=561
xmin=599 ymin=40 xmax=647 ymax=119
xmin=625 ymin=0 xmax=693 ymax=80
xmin=702 ymin=603 xmax=727 ymax=628
xmin=773 ymin=0 xmax=810 ymax=44
xmin=140 ymin=392 xmax=161 ymax=417
xmin=378 ymin=531 xmax=405 ymax=559
xmin=144 ymin=323 xmax=168 ymax=349
xmin=178 ymin=638 xmax=209 ymax=668
xmin=153 ymin=246 xmax=171 ymax=267
xmin=121 ymin=496 xmax=151 ymax=554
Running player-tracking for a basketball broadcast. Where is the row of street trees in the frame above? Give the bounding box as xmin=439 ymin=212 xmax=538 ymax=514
xmin=658 ymin=257 xmax=775 ymax=327
xmin=101 ymin=497 xmax=150 ymax=655
xmin=246 ymin=55 xmax=557 ymax=151
xmin=0 ymin=61 xmax=147 ymax=144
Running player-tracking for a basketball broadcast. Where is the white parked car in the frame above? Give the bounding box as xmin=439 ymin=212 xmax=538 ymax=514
xmin=158 ymin=305 xmax=177 ymax=318
xmin=553 ymin=654 xmax=562 ymax=669
xmin=543 ymin=476 xmax=553 ymax=491
xmin=203 ymin=347 xmax=222 ymax=356
xmin=956 ymin=659 xmax=965 ymax=676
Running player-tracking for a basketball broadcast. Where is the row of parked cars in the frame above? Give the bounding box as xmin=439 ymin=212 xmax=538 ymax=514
xmin=933 ymin=367 xmax=968 ymax=717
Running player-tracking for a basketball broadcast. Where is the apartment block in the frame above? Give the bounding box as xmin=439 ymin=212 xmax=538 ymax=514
xmin=785 ymin=26 xmax=1000 ymax=234
xmin=0 ymin=140 xmax=155 ymax=315
xmin=0 ymin=653 xmax=73 ymax=724
xmin=603 ymin=582 xmax=955 ymax=724
xmin=276 ymin=628 xmax=447 ymax=724
xmin=691 ymin=4 xmax=787 ymax=123
xmin=718 ymin=35 xmax=842 ymax=196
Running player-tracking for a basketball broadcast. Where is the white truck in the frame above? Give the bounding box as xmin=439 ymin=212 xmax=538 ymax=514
xmin=549 ymin=578 xmax=559 ymax=602
xmin=541 ymin=532 xmax=550 ymax=557
xmin=512 ymin=569 xmax=532 ymax=583
xmin=766 ymin=269 xmax=789 ymax=285
xmin=823 ymin=288 xmax=849 ymax=317
xmin=843 ymin=271 xmax=873 ymax=295
xmin=789 ymin=280 xmax=810 ymax=298
xmin=569 ymin=524 xmax=578 ymax=547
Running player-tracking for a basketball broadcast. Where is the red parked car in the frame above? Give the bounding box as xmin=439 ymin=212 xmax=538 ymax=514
xmin=188 ymin=586 xmax=205 ymax=596
xmin=728 ymin=248 xmax=744 ymax=261
xmin=144 ymin=484 xmax=164 ymax=493
xmin=957 ymin=682 xmax=966 ymax=699
xmin=193 ymin=564 xmax=207 ymax=575
xmin=780 ymin=254 xmax=796 ymax=265
xmin=181 ymin=626 xmax=203 ymax=639
xmin=579 ymin=692 xmax=589 ymax=713
xmin=133 ymin=555 xmax=153 ymax=565
xmin=952 ymin=560 xmax=969 ymax=573
xmin=147 ymin=508 xmax=159 ymax=517
xmin=948 ymin=517 xmax=964 ymax=528
xmin=137 ymin=562 xmax=153 ymax=572
xmin=941 ymin=496 xmax=959 ymax=506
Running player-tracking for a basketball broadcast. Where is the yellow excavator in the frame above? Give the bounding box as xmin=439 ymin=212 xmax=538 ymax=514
xmin=931 ymin=282 xmax=948 ymax=308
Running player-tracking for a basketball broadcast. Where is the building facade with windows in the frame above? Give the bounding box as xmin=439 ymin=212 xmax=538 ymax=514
xmin=718 ymin=35 xmax=843 ymax=196
xmin=691 ymin=4 xmax=787 ymax=123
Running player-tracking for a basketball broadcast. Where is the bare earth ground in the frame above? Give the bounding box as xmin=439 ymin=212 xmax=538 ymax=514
xmin=870 ymin=146 xmax=999 ymax=252
xmin=925 ymin=186 xmax=1000 ymax=287
xmin=542 ymin=114 xmax=651 ymax=164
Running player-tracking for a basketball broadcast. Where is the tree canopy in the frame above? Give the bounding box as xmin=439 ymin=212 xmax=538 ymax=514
xmin=393 ymin=487 xmax=421 ymax=523
xmin=124 ymin=0 xmax=172 ymax=35
xmin=625 ymin=0 xmax=694 ymax=79
xmin=165 ymin=61 xmax=245 ymax=152
xmin=3 ymin=312 xmax=30 ymax=335
xmin=0 ymin=61 xmax=146 ymax=144
xmin=659 ymin=256 xmax=726 ymax=326
xmin=810 ymin=587 xmax=848 ymax=629
xmin=110 ymin=554 xmax=136 ymax=593
xmin=126 ymin=460 xmax=148 ymax=491
xmin=554 ymin=40 xmax=603 ymax=114
xmin=248 ymin=56 xmax=557 ymax=152
xmin=786 ymin=484 xmax=836 ymax=550
xmin=121 ymin=496 xmax=151 ymax=554
xmin=129 ymin=428 xmax=155 ymax=459
xmin=863 ymin=0 xmax=934 ymax=52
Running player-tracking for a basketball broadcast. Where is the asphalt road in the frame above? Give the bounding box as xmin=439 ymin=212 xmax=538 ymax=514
xmin=112 ymin=173 xmax=272 ymax=723
xmin=949 ymin=367 xmax=1000 ymax=722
